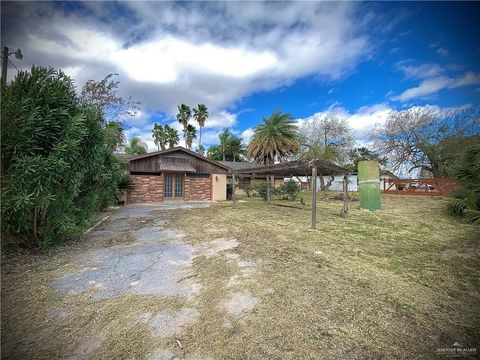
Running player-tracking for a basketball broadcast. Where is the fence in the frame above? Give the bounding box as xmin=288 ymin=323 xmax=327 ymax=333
xmin=382 ymin=177 xmax=460 ymax=196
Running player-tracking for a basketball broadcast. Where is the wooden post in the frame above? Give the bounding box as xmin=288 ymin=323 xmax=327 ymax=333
xmin=267 ymin=175 xmax=271 ymax=204
xmin=232 ymin=172 xmax=236 ymax=207
xmin=311 ymin=166 xmax=317 ymax=229
xmin=341 ymin=175 xmax=349 ymax=217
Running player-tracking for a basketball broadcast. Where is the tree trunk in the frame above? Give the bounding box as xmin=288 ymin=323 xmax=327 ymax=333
xmin=319 ymin=175 xmax=325 ymax=191
xmin=199 ymin=126 xmax=202 ymax=146
xmin=324 ymin=175 xmax=335 ymax=191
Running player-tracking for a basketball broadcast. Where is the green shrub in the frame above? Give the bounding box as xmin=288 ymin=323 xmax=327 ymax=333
xmin=240 ymin=183 xmax=253 ymax=197
xmin=1 ymin=67 xmax=125 ymax=248
xmin=447 ymin=144 xmax=480 ymax=224
xmin=279 ymin=180 xmax=301 ymax=200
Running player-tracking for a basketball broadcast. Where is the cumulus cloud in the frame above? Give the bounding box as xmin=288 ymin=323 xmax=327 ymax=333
xmin=1 ymin=1 xmax=371 ymax=119
xmin=296 ymin=103 xmax=392 ymax=143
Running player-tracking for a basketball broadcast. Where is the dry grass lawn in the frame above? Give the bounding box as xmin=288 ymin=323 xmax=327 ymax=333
xmin=1 ymin=193 xmax=479 ymax=359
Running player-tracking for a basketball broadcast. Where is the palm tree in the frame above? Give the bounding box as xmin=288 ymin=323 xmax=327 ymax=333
xmin=218 ymin=128 xmax=231 ymax=161
xmin=164 ymin=124 xmax=180 ymax=149
xmin=105 ymin=121 xmax=125 ymax=151
xmin=193 ymin=104 xmax=208 ymax=146
xmin=228 ymin=136 xmax=246 ymax=162
xmin=247 ymin=110 xmax=300 ymax=164
xmin=185 ymin=124 xmax=197 ymax=150
xmin=124 ymin=137 xmax=148 ymax=155
xmin=176 ymin=104 xmax=191 ymax=140
xmin=152 ymin=123 xmax=168 ymax=151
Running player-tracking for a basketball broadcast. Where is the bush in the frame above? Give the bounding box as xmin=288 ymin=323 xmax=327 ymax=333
xmin=279 ymin=180 xmax=301 ymax=200
xmin=240 ymin=183 xmax=253 ymax=197
xmin=1 ymin=67 xmax=126 ymax=248
xmin=447 ymin=144 xmax=480 ymax=224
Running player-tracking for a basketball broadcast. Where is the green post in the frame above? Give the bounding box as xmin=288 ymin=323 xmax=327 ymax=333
xmin=358 ymin=160 xmax=381 ymax=211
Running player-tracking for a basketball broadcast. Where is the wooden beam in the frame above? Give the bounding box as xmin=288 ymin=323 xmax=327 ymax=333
xmin=232 ymin=172 xmax=236 ymax=207
xmin=311 ymin=166 xmax=317 ymax=229
xmin=341 ymin=175 xmax=349 ymax=217
xmin=267 ymin=174 xmax=271 ymax=204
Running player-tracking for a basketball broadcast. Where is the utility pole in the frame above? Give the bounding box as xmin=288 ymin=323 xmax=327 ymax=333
xmin=1 ymin=47 xmax=8 ymax=85
xmin=1 ymin=47 xmax=23 ymax=85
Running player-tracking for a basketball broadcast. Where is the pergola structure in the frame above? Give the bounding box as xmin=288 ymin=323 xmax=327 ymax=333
xmin=231 ymin=159 xmax=350 ymax=229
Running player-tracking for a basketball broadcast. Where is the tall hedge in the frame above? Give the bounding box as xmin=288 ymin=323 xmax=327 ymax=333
xmin=1 ymin=67 xmax=125 ymax=247
xmin=448 ymin=144 xmax=480 ymax=224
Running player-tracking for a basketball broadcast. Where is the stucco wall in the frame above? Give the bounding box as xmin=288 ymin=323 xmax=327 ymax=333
xmin=212 ymin=173 xmax=227 ymax=201
xmin=128 ymin=174 xmax=164 ymax=203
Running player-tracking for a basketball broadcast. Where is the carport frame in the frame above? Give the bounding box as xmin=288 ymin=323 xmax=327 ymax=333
xmin=231 ymin=159 xmax=350 ymax=229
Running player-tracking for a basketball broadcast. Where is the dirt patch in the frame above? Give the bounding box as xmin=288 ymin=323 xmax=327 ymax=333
xmin=137 ymin=308 xmax=200 ymax=338
xmin=219 ymin=290 xmax=259 ymax=316
xmin=193 ymin=238 xmax=239 ymax=258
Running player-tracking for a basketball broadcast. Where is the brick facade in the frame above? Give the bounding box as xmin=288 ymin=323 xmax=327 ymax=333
xmin=128 ymin=175 xmax=164 ymax=203
xmin=184 ymin=175 xmax=212 ymax=201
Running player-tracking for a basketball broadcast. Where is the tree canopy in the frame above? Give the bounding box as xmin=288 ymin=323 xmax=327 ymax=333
xmin=247 ymin=110 xmax=301 ymax=164
xmin=1 ymin=67 xmax=126 ymax=247
xmin=208 ymin=129 xmax=246 ymax=162
xmin=372 ymin=106 xmax=480 ymax=177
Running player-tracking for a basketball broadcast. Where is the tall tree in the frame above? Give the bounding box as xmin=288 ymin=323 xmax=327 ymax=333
xmin=164 ymin=124 xmax=180 ymax=149
xmin=372 ymin=106 xmax=480 ymax=177
xmin=299 ymin=113 xmax=354 ymax=164
xmin=125 ymin=137 xmax=148 ymax=155
xmin=219 ymin=129 xmax=231 ymax=161
xmin=105 ymin=121 xmax=125 ymax=152
xmin=80 ymin=73 xmax=140 ymax=121
xmin=176 ymin=104 xmax=191 ymax=140
xmin=208 ymin=129 xmax=246 ymax=162
xmin=185 ymin=124 xmax=197 ymax=150
xmin=346 ymin=147 xmax=387 ymax=172
xmin=152 ymin=123 xmax=168 ymax=151
xmin=247 ymin=110 xmax=301 ymax=164
xmin=193 ymin=104 xmax=208 ymax=146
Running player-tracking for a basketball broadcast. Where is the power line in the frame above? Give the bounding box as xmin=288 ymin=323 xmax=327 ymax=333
xmin=8 ymin=58 xmax=20 ymax=72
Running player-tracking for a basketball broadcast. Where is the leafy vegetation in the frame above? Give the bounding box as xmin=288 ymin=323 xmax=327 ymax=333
xmin=247 ymin=110 xmax=301 ymax=164
xmin=208 ymin=128 xmax=246 ymax=162
xmin=448 ymin=144 xmax=480 ymax=223
xmin=1 ymin=67 xmax=126 ymax=248
xmin=152 ymin=123 xmax=168 ymax=151
xmin=372 ymin=106 xmax=479 ymax=177
xmin=193 ymin=104 xmax=208 ymax=146
xmin=124 ymin=137 xmax=148 ymax=155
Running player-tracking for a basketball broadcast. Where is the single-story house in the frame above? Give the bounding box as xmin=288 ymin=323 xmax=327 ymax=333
xmin=126 ymin=147 xmax=229 ymax=203
xmin=218 ymin=161 xmax=285 ymax=196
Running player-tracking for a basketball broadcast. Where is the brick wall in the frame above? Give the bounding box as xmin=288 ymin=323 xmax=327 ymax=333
xmin=128 ymin=175 xmax=163 ymax=203
xmin=184 ymin=175 xmax=212 ymax=201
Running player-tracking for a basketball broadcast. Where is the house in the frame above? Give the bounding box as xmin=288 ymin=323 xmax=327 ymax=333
xmin=126 ymin=147 xmax=229 ymax=203
xmin=218 ymin=161 xmax=285 ymax=196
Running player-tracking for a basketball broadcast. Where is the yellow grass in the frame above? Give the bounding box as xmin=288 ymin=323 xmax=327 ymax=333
xmin=1 ymin=193 xmax=479 ymax=359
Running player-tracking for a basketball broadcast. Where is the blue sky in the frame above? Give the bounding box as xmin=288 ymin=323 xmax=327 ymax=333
xmin=2 ymin=1 xmax=479 ymax=150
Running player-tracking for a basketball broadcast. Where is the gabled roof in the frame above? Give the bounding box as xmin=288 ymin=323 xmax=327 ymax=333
xmin=127 ymin=147 xmax=230 ymax=170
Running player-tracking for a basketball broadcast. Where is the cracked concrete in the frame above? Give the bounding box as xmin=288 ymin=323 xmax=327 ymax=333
xmin=51 ymin=203 xmax=209 ymax=300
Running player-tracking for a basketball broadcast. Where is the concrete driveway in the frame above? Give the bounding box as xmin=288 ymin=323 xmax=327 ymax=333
xmin=49 ymin=202 xmax=258 ymax=359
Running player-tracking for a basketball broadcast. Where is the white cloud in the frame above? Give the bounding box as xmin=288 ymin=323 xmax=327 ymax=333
xmin=2 ymin=2 xmax=371 ymax=116
xmin=392 ymin=72 xmax=480 ymax=102
xmin=240 ymin=128 xmax=255 ymax=144
xmin=396 ymin=62 xmax=444 ymax=79
xmin=297 ymin=103 xmax=392 ymax=141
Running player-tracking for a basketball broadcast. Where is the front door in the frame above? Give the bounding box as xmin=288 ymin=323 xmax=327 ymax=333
xmin=164 ymin=173 xmax=184 ymax=200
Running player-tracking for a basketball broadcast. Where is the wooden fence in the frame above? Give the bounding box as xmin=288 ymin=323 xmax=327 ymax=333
xmin=382 ymin=177 xmax=460 ymax=196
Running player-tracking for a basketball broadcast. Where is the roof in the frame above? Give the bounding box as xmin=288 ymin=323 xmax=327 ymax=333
xmin=157 ymin=162 xmax=196 ymax=172
xmin=234 ymin=159 xmax=349 ymax=176
xmin=218 ymin=161 xmax=264 ymax=171
xmin=127 ymin=147 xmax=230 ymax=170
